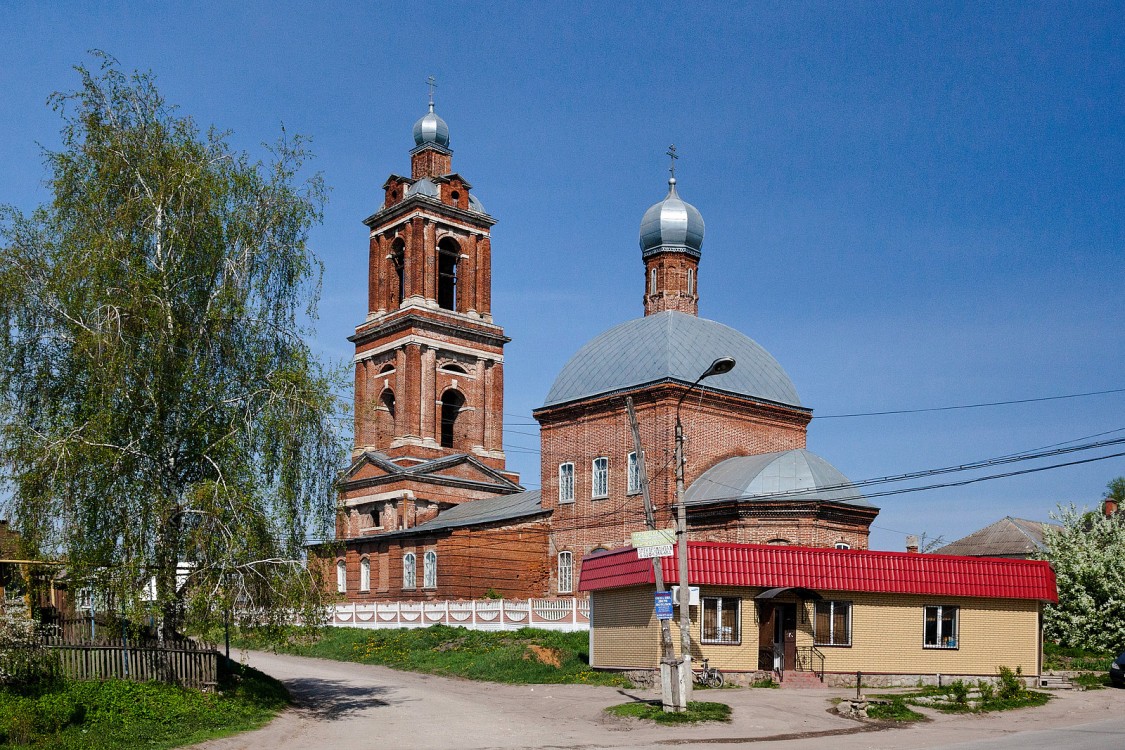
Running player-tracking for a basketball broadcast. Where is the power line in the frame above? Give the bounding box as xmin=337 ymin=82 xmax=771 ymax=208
xmin=813 ymin=387 xmax=1125 ymax=419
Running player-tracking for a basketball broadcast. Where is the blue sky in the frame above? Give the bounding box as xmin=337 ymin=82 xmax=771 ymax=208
xmin=2 ymin=2 xmax=1122 ymax=550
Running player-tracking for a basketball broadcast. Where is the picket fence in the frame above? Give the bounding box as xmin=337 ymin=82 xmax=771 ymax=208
xmin=49 ymin=642 xmax=218 ymax=690
xmin=330 ymin=597 xmax=590 ymax=632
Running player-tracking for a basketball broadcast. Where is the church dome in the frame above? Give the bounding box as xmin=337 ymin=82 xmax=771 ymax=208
xmin=413 ymin=104 xmax=450 ymax=148
xmin=683 ymin=449 xmax=874 ymax=508
xmin=542 ymin=311 xmax=801 ymax=408
xmin=639 ymin=178 xmax=705 ymax=259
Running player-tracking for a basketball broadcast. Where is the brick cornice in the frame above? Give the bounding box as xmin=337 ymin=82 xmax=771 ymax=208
xmin=350 ymin=309 xmax=510 ymax=350
xmin=364 ymin=195 xmax=496 ymax=231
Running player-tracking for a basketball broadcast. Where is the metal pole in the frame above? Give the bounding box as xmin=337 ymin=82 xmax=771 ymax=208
xmin=675 ymin=415 xmax=692 ymax=708
xmin=625 ymin=397 xmax=680 ymax=712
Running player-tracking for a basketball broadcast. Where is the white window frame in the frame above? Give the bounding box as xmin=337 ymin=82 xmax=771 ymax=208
xmin=423 ymin=550 xmax=437 ymax=589
xmin=591 ymin=457 xmax=609 ymax=498
xmin=700 ymin=596 xmax=741 ymax=645
xmin=813 ymin=600 xmax=852 ymax=646
xmin=359 ymin=557 xmax=371 ymax=591
xmin=626 ymin=451 xmax=641 ymax=495
xmin=923 ymin=604 xmax=959 ymax=649
xmin=403 ymin=552 xmax=417 ymax=589
xmin=687 ymin=267 xmax=695 ymax=296
xmin=557 ymin=551 xmax=573 ymax=594
xmin=649 ymin=268 xmax=657 ymax=295
xmin=558 ymin=462 xmax=575 ymax=504
xmin=834 ymin=542 xmax=851 ymax=550
xmin=336 ymin=560 xmax=347 ymax=594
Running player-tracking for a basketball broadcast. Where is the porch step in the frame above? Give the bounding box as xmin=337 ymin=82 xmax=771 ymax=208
xmin=1038 ymin=674 xmax=1074 ymax=690
xmin=779 ymin=671 xmax=827 ymax=689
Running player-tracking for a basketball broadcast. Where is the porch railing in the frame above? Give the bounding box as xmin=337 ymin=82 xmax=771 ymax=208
xmin=795 ymin=645 xmax=825 ymax=680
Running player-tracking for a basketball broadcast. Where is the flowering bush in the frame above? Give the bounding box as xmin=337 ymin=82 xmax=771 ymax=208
xmin=1039 ymin=492 xmax=1125 ymax=652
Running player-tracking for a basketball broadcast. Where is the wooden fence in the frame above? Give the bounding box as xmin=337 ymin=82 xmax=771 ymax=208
xmin=49 ymin=642 xmax=218 ymax=690
xmin=38 ymin=616 xmax=219 ymax=690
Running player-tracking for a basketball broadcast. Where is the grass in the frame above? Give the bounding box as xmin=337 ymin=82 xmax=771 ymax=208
xmin=865 ymin=698 xmax=925 ymax=722
xmin=1043 ymin=642 xmax=1115 ymax=672
xmin=1069 ymin=672 xmax=1111 ymax=689
xmin=232 ymin=624 xmax=631 ymax=687
xmin=0 ymin=660 xmax=288 ymax=749
xmin=748 ymin=677 xmax=779 ymax=688
xmin=606 ymin=700 xmax=731 ymax=724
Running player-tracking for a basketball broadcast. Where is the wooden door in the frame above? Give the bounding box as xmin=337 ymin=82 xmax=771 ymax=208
xmin=781 ymin=604 xmax=797 ymax=671
xmin=757 ymin=603 xmax=775 ymax=670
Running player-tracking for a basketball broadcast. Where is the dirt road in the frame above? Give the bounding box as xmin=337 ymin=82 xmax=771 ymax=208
xmin=191 ymin=651 xmax=1125 ymax=750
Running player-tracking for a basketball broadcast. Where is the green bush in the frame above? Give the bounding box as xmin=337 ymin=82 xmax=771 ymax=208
xmin=976 ymin=680 xmax=995 ymax=703
xmin=948 ymin=679 xmax=970 ymax=704
xmin=997 ymin=666 xmax=1024 ymax=700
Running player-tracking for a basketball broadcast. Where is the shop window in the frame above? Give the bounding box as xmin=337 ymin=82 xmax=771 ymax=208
xmin=814 ymin=600 xmax=851 ymax=646
xmin=701 ymin=597 xmax=740 ymax=645
xmin=924 ymin=605 xmax=959 ymax=649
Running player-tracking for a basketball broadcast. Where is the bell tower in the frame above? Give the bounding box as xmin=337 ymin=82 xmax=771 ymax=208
xmin=639 ymin=146 xmax=704 ymax=316
xmin=349 ymin=87 xmax=512 ymax=476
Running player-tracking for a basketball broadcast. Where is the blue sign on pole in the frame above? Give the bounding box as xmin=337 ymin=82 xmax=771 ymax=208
xmin=654 ymin=591 xmax=674 ymax=620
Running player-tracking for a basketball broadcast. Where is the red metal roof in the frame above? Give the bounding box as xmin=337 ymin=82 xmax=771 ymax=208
xmin=578 ymin=542 xmax=1057 ymax=602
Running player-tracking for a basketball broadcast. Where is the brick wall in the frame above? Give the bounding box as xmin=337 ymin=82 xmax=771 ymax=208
xmin=643 ymin=253 xmax=699 ymax=316
xmin=537 ymin=385 xmax=819 ymax=594
xmin=320 ymin=520 xmax=551 ymax=602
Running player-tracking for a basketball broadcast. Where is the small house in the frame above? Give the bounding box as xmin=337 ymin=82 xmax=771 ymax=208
xmin=579 ymin=542 xmax=1057 ymax=687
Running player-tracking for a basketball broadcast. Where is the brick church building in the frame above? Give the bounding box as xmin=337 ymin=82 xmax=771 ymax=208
xmin=325 ymin=98 xmax=878 ymax=601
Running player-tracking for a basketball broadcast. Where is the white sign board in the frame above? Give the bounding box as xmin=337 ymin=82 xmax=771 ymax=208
xmin=631 ymin=529 xmax=676 ymax=548
xmin=636 ymin=544 xmax=674 ymax=559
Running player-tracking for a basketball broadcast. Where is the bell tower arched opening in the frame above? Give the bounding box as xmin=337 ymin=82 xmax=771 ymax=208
xmin=439 ymin=389 xmax=465 ymax=449
xmin=437 ymin=238 xmax=459 ymax=311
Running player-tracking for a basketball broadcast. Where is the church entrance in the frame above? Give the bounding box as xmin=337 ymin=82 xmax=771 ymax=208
xmin=757 ymin=602 xmax=797 ymax=673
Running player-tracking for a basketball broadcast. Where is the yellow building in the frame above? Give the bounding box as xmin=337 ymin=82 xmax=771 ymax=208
xmin=580 ymin=542 xmax=1057 ymax=687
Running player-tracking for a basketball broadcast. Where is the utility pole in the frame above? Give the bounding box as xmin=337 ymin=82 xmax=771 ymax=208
xmin=673 ymin=356 xmax=737 ymax=710
xmin=625 ymin=397 xmax=680 ymax=712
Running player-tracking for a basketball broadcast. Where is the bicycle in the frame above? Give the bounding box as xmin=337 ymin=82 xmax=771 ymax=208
xmin=692 ymin=658 xmax=725 ymax=688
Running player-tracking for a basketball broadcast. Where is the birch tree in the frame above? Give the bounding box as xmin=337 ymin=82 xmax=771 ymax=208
xmin=0 ymin=53 xmax=344 ymax=637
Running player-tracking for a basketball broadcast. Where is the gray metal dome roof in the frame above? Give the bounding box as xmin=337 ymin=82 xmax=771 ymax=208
xmin=684 ymin=449 xmax=874 ymax=507
xmin=639 ymin=178 xmax=705 ymax=259
xmin=412 ymin=104 xmax=450 ymax=148
xmin=542 ymin=311 xmax=801 ymax=408
xmin=405 ymin=178 xmax=439 ymax=198
xmin=404 ymin=178 xmax=486 ymax=214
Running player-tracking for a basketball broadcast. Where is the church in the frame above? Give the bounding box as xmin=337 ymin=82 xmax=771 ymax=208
xmin=328 ymin=97 xmax=878 ymax=602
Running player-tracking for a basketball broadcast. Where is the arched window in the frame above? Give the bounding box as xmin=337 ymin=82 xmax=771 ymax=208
xmin=441 ymin=363 xmax=467 ymax=374
xmin=360 ymin=557 xmax=371 ymax=591
xmin=687 ymin=268 xmax=695 ymax=296
xmin=557 ymin=551 xmax=574 ymax=594
xmin=375 ymin=389 xmax=396 ymax=445
xmin=591 ymin=457 xmax=608 ymax=498
xmin=423 ymin=550 xmax=437 ymax=589
xmin=765 ymin=538 xmax=791 ymax=546
xmin=649 ymin=267 xmax=658 ymax=296
xmin=389 ymin=239 xmax=406 ymax=305
xmin=403 ymin=553 xmax=417 ymax=589
xmin=439 ymin=390 xmax=465 ymax=449
xmin=336 ymin=560 xmax=347 ymax=593
xmin=437 ymin=238 xmax=460 ymax=310
xmin=834 ymin=542 xmax=851 ymax=550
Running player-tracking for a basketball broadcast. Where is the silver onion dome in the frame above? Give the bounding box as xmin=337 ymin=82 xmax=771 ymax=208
xmin=412 ymin=102 xmax=450 ymax=148
xmin=638 ymin=177 xmax=705 ymax=259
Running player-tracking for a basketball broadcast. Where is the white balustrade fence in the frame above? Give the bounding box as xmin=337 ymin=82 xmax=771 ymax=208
xmin=329 ymin=597 xmax=590 ymax=632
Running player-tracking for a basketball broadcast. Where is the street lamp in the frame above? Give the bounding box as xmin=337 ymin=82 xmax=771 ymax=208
xmin=674 ymin=356 xmax=735 ymax=708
